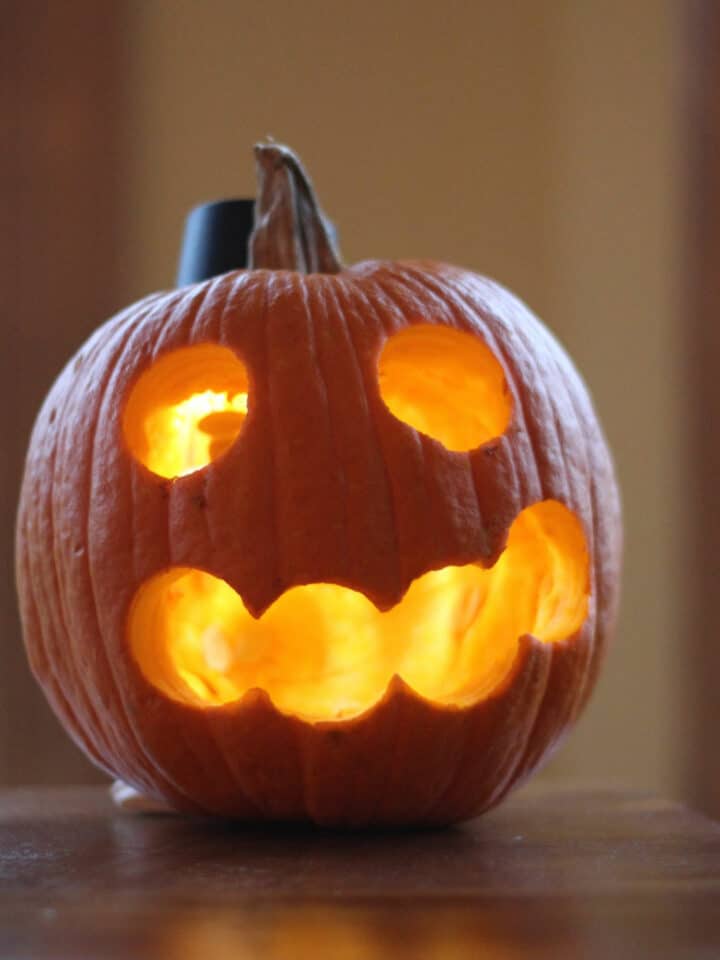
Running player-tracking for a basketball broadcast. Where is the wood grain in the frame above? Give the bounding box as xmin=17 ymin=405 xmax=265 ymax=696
xmin=1 ymin=785 xmax=719 ymax=958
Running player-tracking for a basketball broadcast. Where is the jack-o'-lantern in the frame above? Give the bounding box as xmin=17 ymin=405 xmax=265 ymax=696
xmin=16 ymin=143 xmax=621 ymax=825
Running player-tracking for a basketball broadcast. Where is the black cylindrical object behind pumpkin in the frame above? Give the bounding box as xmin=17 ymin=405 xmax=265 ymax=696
xmin=177 ymin=199 xmax=255 ymax=286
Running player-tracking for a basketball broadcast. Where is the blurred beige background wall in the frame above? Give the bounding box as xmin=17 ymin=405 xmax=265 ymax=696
xmin=5 ymin=1 xmax=684 ymax=798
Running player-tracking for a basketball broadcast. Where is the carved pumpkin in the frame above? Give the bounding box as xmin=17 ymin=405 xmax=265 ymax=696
xmin=16 ymin=144 xmax=621 ymax=825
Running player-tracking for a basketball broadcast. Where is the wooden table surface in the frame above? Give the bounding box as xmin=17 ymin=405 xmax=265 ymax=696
xmin=1 ymin=784 xmax=719 ymax=959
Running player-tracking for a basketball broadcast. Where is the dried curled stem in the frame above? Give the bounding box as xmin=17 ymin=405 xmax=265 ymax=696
xmin=248 ymin=141 xmax=343 ymax=274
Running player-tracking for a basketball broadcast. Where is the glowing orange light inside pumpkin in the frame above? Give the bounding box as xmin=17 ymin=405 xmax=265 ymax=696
xmin=142 ymin=389 xmax=247 ymax=478
xmin=129 ymin=500 xmax=589 ymax=720
xmin=124 ymin=335 xmax=588 ymax=721
xmin=378 ymin=324 xmax=512 ymax=450
xmin=123 ymin=344 xmax=249 ymax=478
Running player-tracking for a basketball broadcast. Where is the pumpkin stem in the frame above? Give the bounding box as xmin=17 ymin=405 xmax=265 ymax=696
xmin=248 ymin=141 xmax=343 ymax=274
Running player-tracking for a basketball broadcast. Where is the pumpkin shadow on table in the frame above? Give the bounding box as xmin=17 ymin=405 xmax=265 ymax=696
xmin=2 ymin=791 xmax=711 ymax=959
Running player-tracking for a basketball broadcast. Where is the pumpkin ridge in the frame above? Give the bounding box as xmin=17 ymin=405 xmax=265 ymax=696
xmin=265 ymin=270 xmax=301 ymax=593
xmin=370 ymin=267 xmax=495 ymax=556
xmin=253 ymin=275 xmax=282 ymax=602
xmin=358 ymin=272 xmax=440 ymax=591
xmin=361 ymin=266 xmax=605 ymax=783
xmin=95 ymin=311 xmax=205 ymax=801
xmin=19 ymin=504 xmax=109 ymax=771
xmin=499 ymin=641 xmax=561 ymax=807
xmin=366 ymin=676 xmax=410 ymax=822
xmin=313 ymin=272 xmax=399 ymax=599
xmin=50 ymin=310 xmax=162 ymax=773
xmin=140 ymin=285 xmax=203 ymax=363
xmin=23 ymin=394 xmax=82 ymax=746
xmin=405 ymin=264 xmax=544 ymax=505
xmin=453 ymin=271 xmax=615 ymax=770
xmin=383 ymin=677 xmax=472 ymax=824
xmin=25 ymin=304 xmax=145 ymax=768
xmin=267 ymin=271 xmax=346 ymax=590
xmin=296 ymin=270 xmax=351 ymax=576
xmin=94 ymin=315 xmax=184 ymax=788
xmin=179 ymin=275 xmax=266 ymax=820
xmin=198 ymin=708 xmax=267 ymax=819
xmin=372 ymin=265 xmax=518 ymax=564
xmin=189 ymin=275 xmax=233 ymax=550
xmin=381 ymin=642 xmax=547 ymax=824
xmin=534 ymin=327 xmax=598 ymax=730
xmin=461 ymin=636 xmax=554 ymax=819
xmin=58 ymin=314 xmax=151 ymax=781
xmin=418 ymin=270 xmax=596 ymax=785
xmin=52 ymin=378 xmax=118 ymax=765
xmin=308 ymin=275 xmax=354 ymax=576
xmin=331 ymin=273 xmax=404 ymax=599
xmin=371 ymin=271 xmax=450 ymax=579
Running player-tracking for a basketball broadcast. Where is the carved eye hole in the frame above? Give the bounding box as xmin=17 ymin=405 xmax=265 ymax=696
xmin=123 ymin=344 xmax=249 ymax=479
xmin=378 ymin=324 xmax=512 ymax=451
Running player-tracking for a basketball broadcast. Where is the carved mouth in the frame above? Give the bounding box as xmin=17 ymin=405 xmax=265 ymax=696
xmin=129 ymin=500 xmax=589 ymax=722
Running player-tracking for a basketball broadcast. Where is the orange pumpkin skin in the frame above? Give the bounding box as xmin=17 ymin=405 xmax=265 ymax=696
xmin=16 ymin=256 xmax=621 ymax=826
